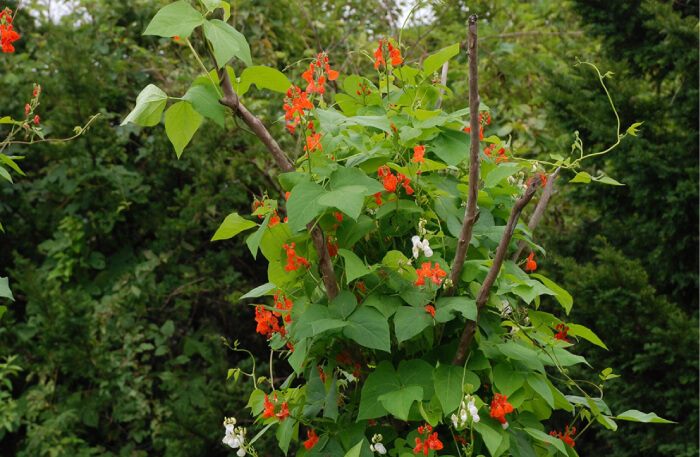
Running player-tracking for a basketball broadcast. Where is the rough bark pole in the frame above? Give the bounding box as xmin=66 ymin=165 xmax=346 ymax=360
xmin=444 ymin=14 xmax=480 ymax=298
xmin=511 ymin=167 xmax=561 ymax=262
xmin=452 ymin=176 xmax=542 ymax=367
xmin=217 ymin=67 xmax=340 ymax=300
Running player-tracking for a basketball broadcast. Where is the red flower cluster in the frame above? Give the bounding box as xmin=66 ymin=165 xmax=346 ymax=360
xmin=357 ymin=81 xmax=371 ymax=96
xmin=253 ymin=199 xmax=284 ymax=227
xmin=302 ymin=52 xmax=339 ymax=95
xmin=415 ymin=262 xmax=447 ymax=287
xmin=539 ymin=172 xmax=548 ymax=187
xmin=303 ymin=430 xmax=319 ymax=450
xmin=484 ymin=144 xmax=507 ymax=163
xmin=413 ymin=145 xmax=426 ymax=163
xmin=549 ymin=426 xmax=576 ymax=447
xmin=425 ymin=305 xmax=435 ymax=318
xmin=554 ymin=324 xmax=569 ymax=341
xmin=489 ymin=393 xmax=514 ymax=428
xmin=254 ymin=291 xmax=293 ymax=339
xmin=374 ymin=40 xmax=403 ymax=69
xmin=525 ymin=253 xmax=537 ymax=271
xmin=377 ymin=165 xmax=413 ymax=194
xmin=463 ymin=110 xmax=491 ymax=140
xmin=283 ymin=86 xmax=313 ymax=135
xmin=413 ymin=424 xmax=443 ymax=455
xmin=263 ymin=393 xmax=290 ymax=422
xmin=0 ymin=8 xmax=19 ymax=53
xmin=326 ymin=235 xmax=338 ymax=257
xmin=283 ymin=243 xmax=310 ymax=272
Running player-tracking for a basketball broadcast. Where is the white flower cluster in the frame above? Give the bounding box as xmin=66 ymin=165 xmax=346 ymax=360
xmin=411 ymin=235 xmax=433 ymax=258
xmin=451 ymin=395 xmax=480 ymax=428
xmin=222 ymin=417 xmax=247 ymax=456
xmin=507 ymin=171 xmax=527 ymax=193
xmin=370 ymin=434 xmax=387 ymax=454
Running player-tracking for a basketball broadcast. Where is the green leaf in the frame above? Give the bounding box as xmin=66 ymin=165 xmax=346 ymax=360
xmin=0 ymin=277 xmax=14 ymax=301
xmin=433 ymin=364 xmax=464 ymax=413
xmin=0 ymin=166 xmax=12 ymax=184
xmin=344 ymin=306 xmax=391 ymax=352
xmin=526 ymin=373 xmax=554 ymax=408
xmin=529 ymin=274 xmax=572 ymax=314
xmin=394 ymin=306 xmax=432 ymax=343
xmin=0 ymin=154 xmax=25 ymax=176
xmin=615 ymin=410 xmax=675 ymax=424
xmin=164 ymin=101 xmax=203 ymax=158
xmin=566 ymin=323 xmax=608 ymax=350
xmin=202 ymin=19 xmax=252 ymax=68
xmin=160 ymin=320 xmax=175 ymax=336
xmin=286 ymin=182 xmax=327 ymax=233
xmin=483 ymin=163 xmax=522 ymax=189
xmin=493 ymin=363 xmax=525 ymax=396
xmin=183 ymin=78 xmax=225 ymax=127
xmin=337 ymin=249 xmax=376 ymax=282
xmin=121 ymin=84 xmax=168 ymax=127
xmin=202 ymin=0 xmax=223 ymax=11
xmin=626 ymin=121 xmax=643 ymax=136
xmin=497 ymin=341 xmax=545 ymax=374
xmin=595 ymin=175 xmax=624 ymax=186
xmin=0 ymin=306 xmax=6 ymax=322
xmin=423 ymin=43 xmax=461 ymax=77
xmin=378 ymin=385 xmax=423 ymax=421
xmin=474 ymin=421 xmax=504 ymax=457
xmin=434 ymin=296 xmax=477 ymax=323
xmin=318 ymin=186 xmax=367 ymax=220
xmin=211 ymin=212 xmax=258 ymax=241
xmin=324 ymin=374 xmax=340 ymax=421
xmin=357 ymin=361 xmax=400 ymax=419
xmin=569 ymin=171 xmax=591 ymax=184
xmin=240 ymin=282 xmax=276 ymax=299
xmin=238 ymin=66 xmax=292 ymax=95
xmin=432 ymin=129 xmax=470 ymax=166
xmin=245 ymin=213 xmax=271 ymax=259
xmin=344 ymin=439 xmax=364 ymax=457
xmin=329 ymin=167 xmax=385 ymax=195
xmin=143 ymin=1 xmax=204 ymax=38
xmin=510 ymin=280 xmax=556 ymax=305
xmin=0 ymin=116 xmax=13 ymax=123
xmin=523 ymin=427 xmax=568 ymax=455
xmin=276 ymin=417 xmax=297 ymax=454
xmin=342 ymin=116 xmax=391 ymax=133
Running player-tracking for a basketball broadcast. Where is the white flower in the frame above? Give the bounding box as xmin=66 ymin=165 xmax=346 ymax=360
xmin=472 ymin=413 xmax=480 ymax=423
xmin=460 ymin=408 xmax=468 ymax=424
xmin=451 ymin=413 xmax=459 ymax=428
xmin=501 ymin=421 xmax=509 ymax=430
xmin=411 ymin=235 xmax=433 ymax=259
xmin=371 ymin=443 xmax=387 ymax=454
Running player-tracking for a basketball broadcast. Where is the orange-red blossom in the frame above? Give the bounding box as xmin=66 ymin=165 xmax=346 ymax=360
xmin=414 ymin=262 xmax=447 ymax=286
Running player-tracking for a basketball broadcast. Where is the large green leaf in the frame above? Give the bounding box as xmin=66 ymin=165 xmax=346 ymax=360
xmin=276 ymin=417 xmax=297 ymax=454
xmin=434 ymin=296 xmax=477 ymax=323
xmin=394 ymin=306 xmax=432 ymax=343
xmin=526 ymin=373 xmax=554 ymax=408
xmin=164 ymin=101 xmax=203 ymax=158
xmin=474 ymin=420 xmax=505 ymax=457
xmin=357 ymin=361 xmax=400 ymax=419
xmin=433 ymin=364 xmax=463 ymax=413
xmin=344 ymin=306 xmax=391 ymax=352
xmin=211 ymin=212 xmax=257 ymax=241
xmin=432 ymin=129 xmax=470 ymax=166
xmin=202 ymin=19 xmax=252 ymax=68
xmin=337 ymin=249 xmax=376 ymax=282
xmin=238 ymin=66 xmax=292 ymax=95
xmin=615 ymin=410 xmax=674 ymax=424
xmin=318 ymin=186 xmax=367 ymax=220
xmin=530 ymin=274 xmax=573 ymax=314
xmin=121 ymin=84 xmax=168 ymax=127
xmin=423 ymin=43 xmax=461 ymax=77
xmin=183 ymin=77 xmax=225 ymax=127
xmin=143 ymin=1 xmax=204 ymax=38
xmin=483 ymin=162 xmax=522 ymax=189
xmin=378 ymin=385 xmax=423 ymax=421
xmin=493 ymin=363 xmax=525 ymax=396
xmin=329 ymin=167 xmax=385 ymax=195
xmin=0 ymin=277 xmax=14 ymax=301
xmin=286 ymin=182 xmax=327 ymax=233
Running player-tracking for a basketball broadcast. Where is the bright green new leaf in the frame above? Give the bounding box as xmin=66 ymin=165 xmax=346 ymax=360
xmin=344 ymin=306 xmax=391 ymax=352
xmin=530 ymin=273 xmax=573 ymax=314
xmin=394 ymin=306 xmax=432 ymax=343
xmin=0 ymin=277 xmax=14 ymax=301
xmin=143 ymin=1 xmax=204 ymax=38
xmin=164 ymin=101 xmax=203 ymax=158
xmin=0 ymin=305 xmax=6 ymax=322
xmin=201 ymin=0 xmax=223 ymax=11
xmin=569 ymin=171 xmax=591 ymax=183
xmin=0 ymin=154 xmax=25 ymax=176
xmin=240 ymin=282 xmax=276 ymax=299
xmin=423 ymin=43 xmax=461 ymax=77
xmin=121 ymin=84 xmax=168 ymax=127
xmin=595 ymin=175 xmax=624 ymax=186
xmin=211 ymin=212 xmax=258 ymax=241
xmin=287 ymin=182 xmax=327 ymax=233
xmin=245 ymin=213 xmax=271 ymax=259
xmin=183 ymin=78 xmax=225 ymax=127
xmin=566 ymin=323 xmax=608 ymax=350
xmin=0 ymin=166 xmax=12 ymax=184
xmin=0 ymin=116 xmax=13 ymax=123
xmin=615 ymin=410 xmax=675 ymax=424
xmin=202 ymin=19 xmax=252 ymax=68
xmin=337 ymin=249 xmax=376 ymax=282
xmin=483 ymin=163 xmax=522 ymax=189
xmin=238 ymin=66 xmax=292 ymax=95
xmin=627 ymin=121 xmax=643 ymax=136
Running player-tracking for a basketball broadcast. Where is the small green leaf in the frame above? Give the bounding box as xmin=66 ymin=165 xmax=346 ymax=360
xmin=245 ymin=213 xmax=270 ymax=259
xmin=569 ymin=171 xmax=591 ymax=184
xmin=240 ymin=282 xmax=276 ymax=299
xmin=121 ymin=84 xmax=168 ymax=127
xmin=202 ymin=19 xmax=252 ymax=68
xmin=626 ymin=121 xmax=643 ymax=136
xmin=344 ymin=439 xmax=364 ymax=457
xmin=432 ymin=129 xmax=469 ymax=166
xmin=183 ymin=77 xmax=225 ymax=127
xmin=0 ymin=116 xmax=13 ymax=124
xmin=493 ymin=363 xmax=525 ymax=396
xmin=286 ymin=182 xmax=327 ymax=233
xmin=530 ymin=274 xmax=572 ymax=314
xmin=0 ymin=154 xmax=25 ymax=176
xmin=164 ymin=101 xmax=203 ymax=158
xmin=566 ymin=323 xmax=608 ymax=350
xmin=337 ymin=249 xmax=376 ymax=282
xmin=423 ymin=43 xmax=461 ymax=77
xmin=483 ymin=163 xmax=522 ymax=189
xmin=0 ymin=305 xmax=6 ymax=322
xmin=238 ymin=66 xmax=292 ymax=95
xmin=474 ymin=421 xmax=504 ymax=457
xmin=202 ymin=0 xmax=223 ymax=11
xmin=523 ymin=427 xmax=568 ymax=455
xmin=143 ymin=1 xmax=204 ymax=38
xmin=595 ymin=175 xmax=624 ymax=186
xmin=0 ymin=277 xmax=14 ymax=301
xmin=615 ymin=410 xmax=675 ymax=424
xmin=0 ymin=166 xmax=12 ymax=184
xmin=211 ymin=213 xmax=258 ymax=241
xmin=160 ymin=320 xmax=175 ymax=336
xmin=357 ymin=361 xmax=400 ymax=420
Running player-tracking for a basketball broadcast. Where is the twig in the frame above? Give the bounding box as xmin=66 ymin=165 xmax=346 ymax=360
xmin=511 ymin=166 xmax=561 ymax=261
xmin=3 ymin=114 xmax=101 ymax=147
xmin=452 ymin=175 xmax=542 ymax=366
xmin=444 ymin=15 xmax=480 ymax=298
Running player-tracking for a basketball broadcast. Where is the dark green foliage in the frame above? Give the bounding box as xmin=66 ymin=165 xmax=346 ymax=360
xmin=554 ymin=241 xmax=698 ymax=457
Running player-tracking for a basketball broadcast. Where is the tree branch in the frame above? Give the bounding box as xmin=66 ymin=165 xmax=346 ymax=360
xmin=215 ymin=66 xmax=339 ymax=300
xmin=512 ymin=166 xmax=561 ymax=261
xmin=444 ymin=15 xmax=480 ymax=298
xmin=452 ymin=175 xmax=542 ymax=366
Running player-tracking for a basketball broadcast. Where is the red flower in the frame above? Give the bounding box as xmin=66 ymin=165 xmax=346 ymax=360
xmin=414 ymin=424 xmax=443 ymax=455
xmin=425 ymin=305 xmax=435 ymax=318
xmin=303 ymin=430 xmax=319 ymax=450
xmin=173 ymin=35 xmax=180 ymax=41
xmin=326 ymin=236 xmax=339 ymax=257
xmin=283 ymin=243 xmax=310 ymax=272
xmin=539 ymin=172 xmax=548 ymax=187
xmin=554 ymin=324 xmax=569 ymax=341
xmin=0 ymin=22 xmax=20 ymax=54
xmin=304 ymin=133 xmax=323 ymax=154
xmin=549 ymin=426 xmax=576 ymax=448
xmin=263 ymin=394 xmax=275 ymax=418
xmin=413 ymin=145 xmax=426 ymax=163
xmin=276 ymin=402 xmax=290 ymax=421
xmin=489 ymin=393 xmax=514 ymax=427
xmin=525 ymin=253 xmax=537 ymax=272
xmin=24 ymin=104 xmax=30 ymax=116
xmin=374 ymin=40 xmax=386 ymax=69
xmin=388 ymin=42 xmax=403 ymax=66
xmin=373 ymin=192 xmax=383 ymax=206
xmin=304 ymin=52 xmax=339 ymax=94
xmin=415 ymin=262 xmax=447 ymax=286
